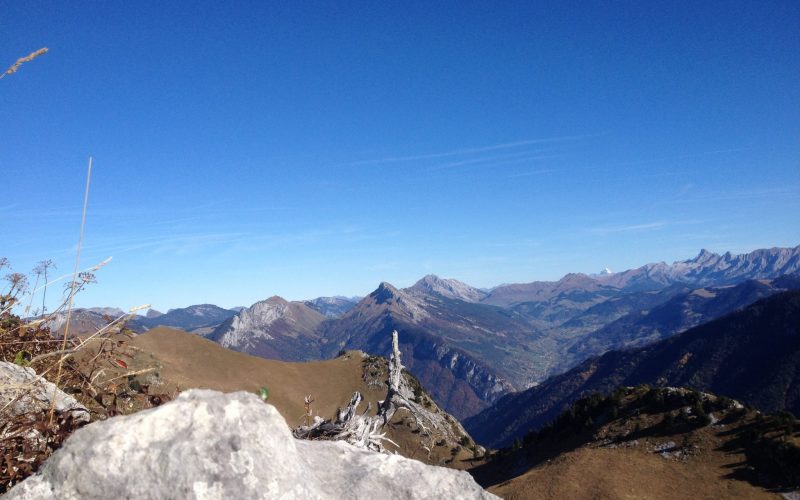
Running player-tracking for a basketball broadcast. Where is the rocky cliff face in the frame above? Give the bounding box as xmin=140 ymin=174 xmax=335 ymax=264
xmin=408 ymin=274 xmax=488 ymax=303
xmin=5 ymin=390 xmax=497 ymax=500
xmin=210 ymin=296 xmax=327 ymax=361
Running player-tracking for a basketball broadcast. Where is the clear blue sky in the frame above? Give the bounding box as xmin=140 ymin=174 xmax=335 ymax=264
xmin=2 ymin=1 xmax=798 ymax=311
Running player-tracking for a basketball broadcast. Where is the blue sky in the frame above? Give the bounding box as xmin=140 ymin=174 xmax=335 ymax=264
xmin=2 ymin=1 xmax=799 ymax=311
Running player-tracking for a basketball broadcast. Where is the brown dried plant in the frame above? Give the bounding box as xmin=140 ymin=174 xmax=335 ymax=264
xmin=0 ymin=280 xmax=168 ymax=493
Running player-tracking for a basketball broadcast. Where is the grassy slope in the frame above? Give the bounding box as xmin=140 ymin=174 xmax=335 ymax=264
xmin=471 ymin=386 xmax=798 ymax=499
xmin=489 ymin=445 xmax=775 ymax=500
xmin=130 ymin=327 xmax=475 ymax=466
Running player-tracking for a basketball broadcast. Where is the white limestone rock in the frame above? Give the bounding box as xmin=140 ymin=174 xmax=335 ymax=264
xmin=5 ymin=389 xmax=497 ymax=500
xmin=0 ymin=361 xmax=89 ymax=423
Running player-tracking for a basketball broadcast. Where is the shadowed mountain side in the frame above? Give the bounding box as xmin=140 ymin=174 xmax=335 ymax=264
xmin=320 ymin=282 xmax=533 ymax=419
xmin=556 ymin=283 xmax=694 ymax=335
xmin=562 ymin=276 xmax=800 ymax=371
xmin=465 ymin=291 xmax=800 ymax=448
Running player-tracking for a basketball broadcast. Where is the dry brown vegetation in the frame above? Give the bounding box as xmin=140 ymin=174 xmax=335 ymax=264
xmin=471 ymin=386 xmax=800 ymax=499
xmin=130 ymin=327 xmax=476 ymax=465
xmin=0 ymin=259 xmax=167 ymax=492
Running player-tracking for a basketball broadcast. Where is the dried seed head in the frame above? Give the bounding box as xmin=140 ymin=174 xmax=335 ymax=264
xmin=2 ymin=47 xmax=49 ymax=78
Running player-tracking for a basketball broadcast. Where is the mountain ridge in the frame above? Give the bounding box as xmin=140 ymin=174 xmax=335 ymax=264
xmin=465 ymin=290 xmax=800 ymax=448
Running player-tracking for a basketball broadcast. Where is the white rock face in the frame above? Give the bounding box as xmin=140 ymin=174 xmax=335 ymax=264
xmin=6 ymin=389 xmax=497 ymax=500
xmin=408 ymin=275 xmax=488 ymax=303
xmin=0 ymin=361 xmax=89 ymax=423
xmin=215 ymin=298 xmax=286 ymax=349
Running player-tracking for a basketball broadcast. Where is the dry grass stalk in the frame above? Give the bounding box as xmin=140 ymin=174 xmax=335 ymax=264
xmin=49 ymin=157 xmax=92 ymax=425
xmin=0 ymin=48 xmax=48 ymax=80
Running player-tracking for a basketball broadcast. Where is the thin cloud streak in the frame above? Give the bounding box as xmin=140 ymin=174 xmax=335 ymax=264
xmin=340 ymin=135 xmax=587 ymax=166
xmin=656 ymin=185 xmax=800 ymax=206
xmin=589 ymin=221 xmax=667 ymax=235
xmin=507 ymin=168 xmax=560 ymax=178
xmin=430 ymin=151 xmax=562 ymax=171
xmin=612 ymin=148 xmax=748 ymax=168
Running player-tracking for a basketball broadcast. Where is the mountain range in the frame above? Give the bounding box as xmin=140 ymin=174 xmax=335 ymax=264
xmin=465 ymin=290 xmax=800 ymax=448
xmin=133 ymin=303 xmax=239 ymax=334
xmin=69 ymin=245 xmax=800 ymax=420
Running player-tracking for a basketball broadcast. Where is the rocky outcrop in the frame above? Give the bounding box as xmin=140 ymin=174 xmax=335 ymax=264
xmin=0 ymin=362 xmax=89 ymax=423
xmin=5 ymin=389 xmax=496 ymax=500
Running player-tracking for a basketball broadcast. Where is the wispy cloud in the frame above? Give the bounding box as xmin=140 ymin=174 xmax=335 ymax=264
xmin=613 ymin=148 xmax=748 ymax=168
xmin=507 ymin=168 xmax=560 ymax=178
xmin=588 ymin=221 xmax=667 ymax=235
xmin=340 ymin=135 xmax=586 ymax=166
xmin=587 ymin=218 xmax=709 ymax=236
xmin=656 ymin=185 xmax=800 ymax=206
xmin=431 ymin=151 xmax=562 ymax=171
xmin=483 ymin=238 xmax=541 ymax=248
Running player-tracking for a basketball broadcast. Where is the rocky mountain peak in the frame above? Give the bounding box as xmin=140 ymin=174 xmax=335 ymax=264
xmin=85 ymin=307 xmax=126 ymax=317
xmin=145 ymin=308 xmax=163 ymax=319
xmin=559 ymin=272 xmax=594 ymax=284
xmin=372 ymin=282 xmax=401 ymax=304
xmin=263 ymin=295 xmax=290 ymax=305
xmin=210 ymin=298 xmax=326 ymax=359
xmin=690 ymin=248 xmax=720 ymax=264
xmin=408 ymin=274 xmax=487 ymax=303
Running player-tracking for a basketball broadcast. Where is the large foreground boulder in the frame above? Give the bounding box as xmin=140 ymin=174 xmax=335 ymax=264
xmin=5 ymin=389 xmax=496 ymax=499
